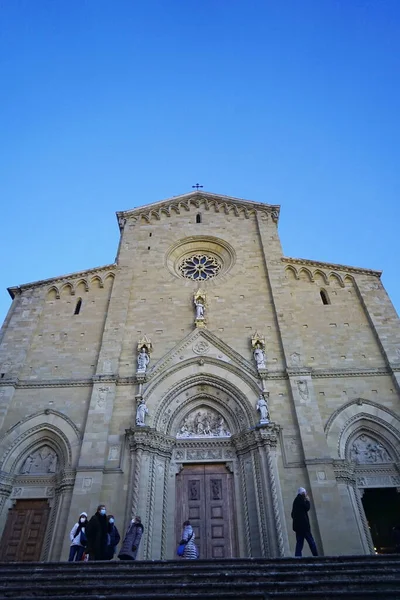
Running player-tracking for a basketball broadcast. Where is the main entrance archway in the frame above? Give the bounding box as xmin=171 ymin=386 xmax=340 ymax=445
xmin=176 ymin=463 xmax=238 ymax=559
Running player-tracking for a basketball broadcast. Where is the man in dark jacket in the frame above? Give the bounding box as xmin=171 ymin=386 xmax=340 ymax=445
xmin=291 ymin=487 xmax=318 ymax=557
xmin=86 ymin=504 xmax=109 ymax=560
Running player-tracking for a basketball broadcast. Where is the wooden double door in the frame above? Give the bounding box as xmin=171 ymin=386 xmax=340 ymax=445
xmin=176 ymin=463 xmax=237 ymax=559
xmin=0 ymin=499 xmax=50 ymax=561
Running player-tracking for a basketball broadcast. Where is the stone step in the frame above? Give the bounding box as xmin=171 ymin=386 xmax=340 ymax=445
xmin=1 ymin=567 xmax=399 ymax=585
xmin=2 ymin=592 xmax=400 ymax=600
xmin=1 ymin=556 xmax=399 ymax=599
xmin=1 ymin=577 xmax=400 ymax=596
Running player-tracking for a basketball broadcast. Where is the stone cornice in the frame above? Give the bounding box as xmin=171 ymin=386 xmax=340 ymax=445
xmin=117 ymin=191 xmax=280 ymax=224
xmin=2 ymin=365 xmax=391 ymax=390
xmin=281 ymin=257 xmax=381 ymax=277
xmin=8 ymin=264 xmax=116 ymax=297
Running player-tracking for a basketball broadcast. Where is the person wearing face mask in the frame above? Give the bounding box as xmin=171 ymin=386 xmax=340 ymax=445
xmin=105 ymin=515 xmax=121 ymax=560
xmin=68 ymin=512 xmax=88 ymax=561
xmin=86 ymin=505 xmax=109 ymax=560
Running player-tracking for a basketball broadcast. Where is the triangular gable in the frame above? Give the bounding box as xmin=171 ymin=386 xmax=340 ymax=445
xmin=148 ymin=328 xmax=256 ymax=380
xmin=116 ymin=191 xmax=280 ymax=224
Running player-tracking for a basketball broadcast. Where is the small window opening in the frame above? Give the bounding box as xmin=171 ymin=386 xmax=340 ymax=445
xmin=320 ymin=290 xmax=330 ymax=305
xmin=196 ymin=213 xmax=202 ymax=223
xmin=1 ymin=373 xmax=4 ymax=379
xmin=74 ymin=298 xmax=82 ymax=315
xmin=149 ymin=232 xmax=152 ymax=237
xmin=148 ymin=246 xmax=151 ymax=250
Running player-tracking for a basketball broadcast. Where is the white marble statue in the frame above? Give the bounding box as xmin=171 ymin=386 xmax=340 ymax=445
xmin=253 ymin=344 xmax=266 ymax=369
xmin=194 ymin=298 xmax=205 ymax=320
xmin=136 ymin=399 xmax=149 ymax=426
xmin=256 ymin=395 xmax=269 ymax=423
xmin=137 ymin=347 xmax=150 ymax=372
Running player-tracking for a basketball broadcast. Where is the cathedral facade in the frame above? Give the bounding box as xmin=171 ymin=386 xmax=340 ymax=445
xmin=0 ymin=191 xmax=399 ymax=561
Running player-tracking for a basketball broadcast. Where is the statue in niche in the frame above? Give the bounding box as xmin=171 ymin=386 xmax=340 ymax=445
xmin=194 ymin=297 xmax=205 ymax=320
xmin=253 ymin=343 xmax=267 ymax=369
xmin=349 ymin=434 xmax=391 ymax=464
xmin=256 ymin=394 xmax=270 ymax=423
xmin=177 ymin=407 xmax=231 ymax=438
xmin=137 ymin=346 xmax=150 ymax=372
xmin=136 ymin=398 xmax=149 ymax=426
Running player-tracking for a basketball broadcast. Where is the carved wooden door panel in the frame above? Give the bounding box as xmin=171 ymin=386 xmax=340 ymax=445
xmin=0 ymin=499 xmax=50 ymax=561
xmin=176 ymin=463 xmax=237 ymax=559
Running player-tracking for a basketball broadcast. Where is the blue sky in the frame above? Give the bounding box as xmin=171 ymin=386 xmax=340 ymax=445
xmin=0 ymin=0 xmax=399 ymax=325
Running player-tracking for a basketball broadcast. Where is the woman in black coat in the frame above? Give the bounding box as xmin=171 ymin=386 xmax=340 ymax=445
xmin=86 ymin=505 xmax=109 ymax=560
xmin=118 ymin=516 xmax=144 ymax=560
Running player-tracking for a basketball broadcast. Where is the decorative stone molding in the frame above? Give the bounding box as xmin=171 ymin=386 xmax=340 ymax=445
xmin=231 ymin=424 xmax=281 ymax=455
xmin=333 ymin=459 xmax=356 ymax=485
xmin=8 ymin=265 xmax=116 ymax=298
xmin=125 ymin=428 xmax=176 ymax=457
xmin=117 ymin=191 xmax=279 ymax=224
xmin=281 ymin=256 xmax=381 ymax=278
xmin=147 ymin=329 xmax=257 ymax=382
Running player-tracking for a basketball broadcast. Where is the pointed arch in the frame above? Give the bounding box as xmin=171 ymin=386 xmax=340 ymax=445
xmin=328 ymin=272 xmax=344 ymax=287
xmin=313 ymin=269 xmax=329 ymax=285
xmin=90 ymin=275 xmax=103 ymax=289
xmin=344 ymin=274 xmax=355 ymax=287
xmin=325 ymin=399 xmax=400 ymax=460
xmin=285 ymin=265 xmax=299 ymax=280
xmin=46 ymin=286 xmax=60 ymax=300
xmin=60 ymin=282 xmax=74 ymax=297
xmin=298 ymin=267 xmax=313 ymax=282
xmin=75 ymin=279 xmax=89 ymax=293
xmin=0 ymin=409 xmax=81 ymax=474
xmin=320 ymin=288 xmax=330 ymax=305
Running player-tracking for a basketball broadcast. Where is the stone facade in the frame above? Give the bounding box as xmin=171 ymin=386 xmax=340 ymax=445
xmin=0 ymin=190 xmax=399 ymax=560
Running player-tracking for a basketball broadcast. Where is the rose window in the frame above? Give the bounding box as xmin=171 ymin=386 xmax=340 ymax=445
xmin=178 ymin=254 xmax=222 ymax=281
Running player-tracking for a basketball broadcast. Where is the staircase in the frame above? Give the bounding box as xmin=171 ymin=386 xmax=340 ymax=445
xmin=1 ymin=555 xmax=400 ymax=599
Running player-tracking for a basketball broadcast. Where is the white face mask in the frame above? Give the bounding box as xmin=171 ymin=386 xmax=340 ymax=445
xmin=109 ymin=518 xmax=114 ymax=524
xmin=79 ymin=518 xmax=86 ymax=523
xmin=100 ymin=509 xmax=106 ymax=516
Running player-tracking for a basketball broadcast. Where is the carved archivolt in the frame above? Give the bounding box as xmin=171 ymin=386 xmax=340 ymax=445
xmin=325 ymin=399 xmax=400 ymax=462
xmin=152 ymin=373 xmax=257 ymax=435
xmin=0 ymin=410 xmax=81 ymax=473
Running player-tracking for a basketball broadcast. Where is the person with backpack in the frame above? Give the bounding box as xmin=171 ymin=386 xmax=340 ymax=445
xmin=68 ymin=511 xmax=88 ymax=561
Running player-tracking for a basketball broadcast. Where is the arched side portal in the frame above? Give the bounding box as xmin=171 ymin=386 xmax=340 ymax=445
xmin=326 ymin=399 xmax=400 ymax=554
xmin=0 ymin=410 xmax=81 ymax=561
xmin=126 ymin=358 xmax=288 ymax=560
